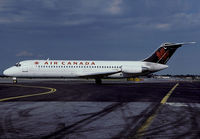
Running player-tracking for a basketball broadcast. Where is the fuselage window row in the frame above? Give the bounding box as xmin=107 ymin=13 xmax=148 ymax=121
xmin=36 ymin=65 xmax=121 ymax=68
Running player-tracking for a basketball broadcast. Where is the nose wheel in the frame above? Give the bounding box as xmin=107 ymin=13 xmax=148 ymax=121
xmin=12 ymin=77 xmax=17 ymax=84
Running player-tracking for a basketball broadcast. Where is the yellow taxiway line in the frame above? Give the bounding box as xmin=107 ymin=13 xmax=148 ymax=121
xmin=135 ymin=83 xmax=179 ymax=138
xmin=160 ymin=83 xmax=179 ymax=104
xmin=0 ymin=84 xmax=56 ymax=102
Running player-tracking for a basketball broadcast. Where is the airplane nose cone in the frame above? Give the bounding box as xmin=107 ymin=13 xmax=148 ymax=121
xmin=3 ymin=69 xmax=10 ymax=76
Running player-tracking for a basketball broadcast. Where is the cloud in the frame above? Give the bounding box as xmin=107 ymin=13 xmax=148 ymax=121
xmin=0 ymin=0 xmax=200 ymax=32
xmin=172 ymin=13 xmax=200 ymax=27
xmin=40 ymin=0 xmax=57 ymax=9
xmin=0 ymin=0 xmax=11 ymax=11
xmin=0 ymin=15 xmax=25 ymax=23
xmin=62 ymin=18 xmax=95 ymax=26
xmin=155 ymin=24 xmax=171 ymax=30
xmin=107 ymin=0 xmax=123 ymax=14
xmin=16 ymin=51 xmax=45 ymax=59
xmin=16 ymin=51 xmax=33 ymax=57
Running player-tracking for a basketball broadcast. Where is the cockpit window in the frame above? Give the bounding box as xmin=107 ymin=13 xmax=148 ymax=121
xmin=15 ymin=63 xmax=21 ymax=67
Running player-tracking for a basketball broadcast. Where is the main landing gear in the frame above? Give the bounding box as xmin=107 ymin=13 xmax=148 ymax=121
xmin=12 ymin=77 xmax=17 ymax=84
xmin=95 ymin=78 xmax=102 ymax=84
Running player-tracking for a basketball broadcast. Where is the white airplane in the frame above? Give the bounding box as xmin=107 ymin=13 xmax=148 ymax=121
xmin=3 ymin=42 xmax=195 ymax=84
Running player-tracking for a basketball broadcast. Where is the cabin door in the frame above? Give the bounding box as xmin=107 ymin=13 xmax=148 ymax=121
xmin=22 ymin=66 xmax=28 ymax=72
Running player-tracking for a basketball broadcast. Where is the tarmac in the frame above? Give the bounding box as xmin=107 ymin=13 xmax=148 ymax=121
xmin=0 ymin=78 xmax=200 ymax=139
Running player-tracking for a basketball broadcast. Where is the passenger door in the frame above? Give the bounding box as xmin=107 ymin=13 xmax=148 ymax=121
xmin=22 ymin=66 xmax=28 ymax=72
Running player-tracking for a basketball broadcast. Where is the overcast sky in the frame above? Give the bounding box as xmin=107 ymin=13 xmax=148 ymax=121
xmin=0 ymin=0 xmax=199 ymax=75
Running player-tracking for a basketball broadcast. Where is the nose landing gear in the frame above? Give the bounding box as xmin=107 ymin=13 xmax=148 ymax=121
xmin=12 ymin=77 xmax=17 ymax=84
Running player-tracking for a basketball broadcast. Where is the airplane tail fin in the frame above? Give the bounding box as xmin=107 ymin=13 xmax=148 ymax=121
xmin=143 ymin=42 xmax=196 ymax=64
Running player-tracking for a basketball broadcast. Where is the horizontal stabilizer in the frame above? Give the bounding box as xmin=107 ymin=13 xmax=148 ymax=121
xmin=162 ymin=42 xmax=196 ymax=48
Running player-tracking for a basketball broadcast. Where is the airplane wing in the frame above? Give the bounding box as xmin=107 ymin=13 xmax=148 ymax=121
xmin=78 ymin=70 xmax=121 ymax=78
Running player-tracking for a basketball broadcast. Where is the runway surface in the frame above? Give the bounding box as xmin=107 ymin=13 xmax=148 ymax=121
xmin=0 ymin=78 xmax=200 ymax=139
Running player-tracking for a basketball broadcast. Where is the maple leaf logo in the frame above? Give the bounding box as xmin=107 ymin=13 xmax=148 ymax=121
xmin=156 ymin=47 xmax=169 ymax=61
xmin=34 ymin=61 xmax=39 ymax=65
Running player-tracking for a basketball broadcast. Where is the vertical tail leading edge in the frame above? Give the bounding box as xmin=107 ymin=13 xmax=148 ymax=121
xmin=143 ymin=42 xmax=196 ymax=64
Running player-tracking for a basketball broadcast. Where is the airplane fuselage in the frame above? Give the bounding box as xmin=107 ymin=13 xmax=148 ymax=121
xmin=3 ymin=60 xmax=168 ymax=78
